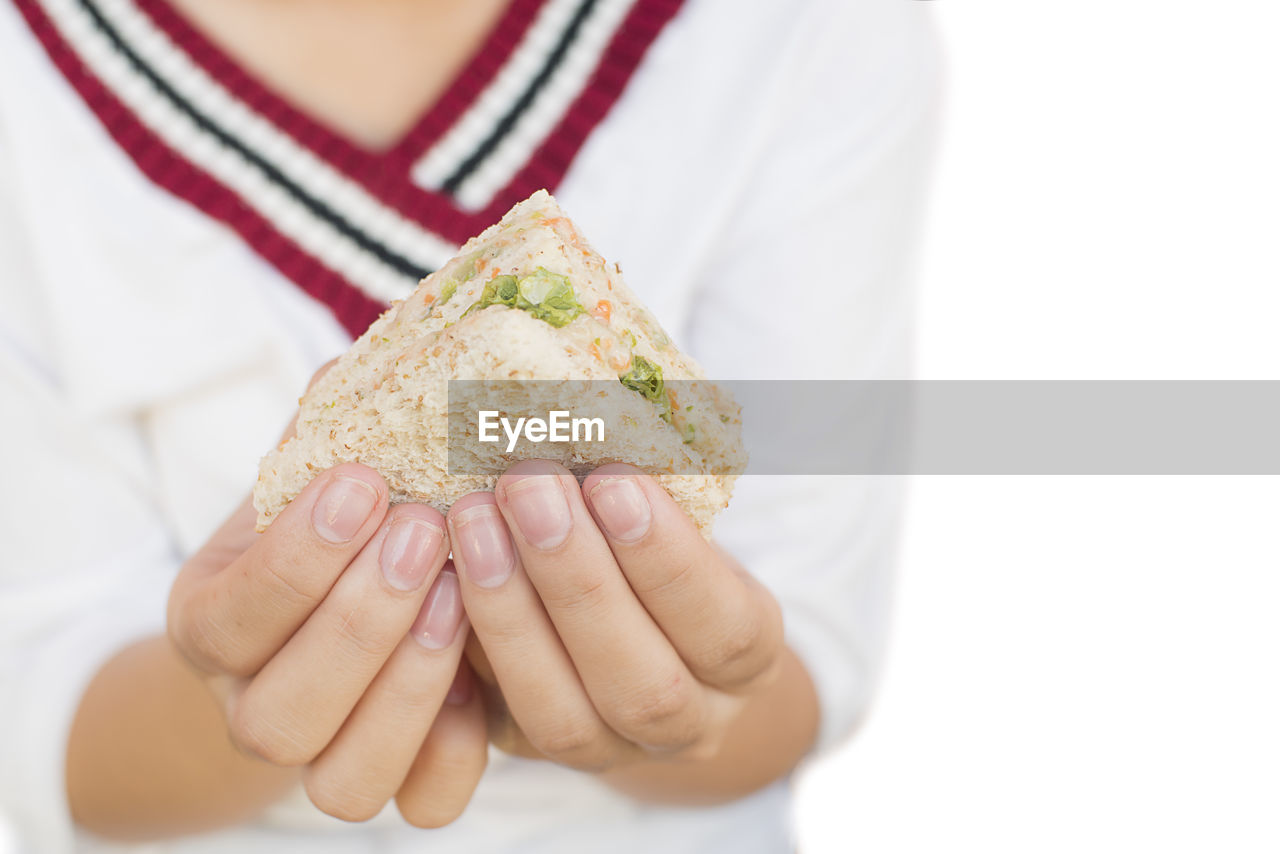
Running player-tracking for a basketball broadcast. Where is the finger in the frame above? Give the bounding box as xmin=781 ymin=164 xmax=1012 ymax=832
xmin=582 ymin=465 xmax=784 ymax=692
xmin=170 ymin=356 xmax=351 ymax=630
xmin=169 ymin=463 xmax=390 ymax=677
xmin=303 ymin=567 xmax=469 ymax=822
xmin=447 ymin=492 xmax=639 ymax=770
xmin=229 ymin=504 xmax=448 ymax=766
xmin=396 ymin=664 xmax=489 ymax=829
xmin=463 ymin=630 xmax=496 ymax=684
xmin=461 ymin=634 xmax=536 ymax=757
xmin=492 ymin=461 xmax=708 ymax=753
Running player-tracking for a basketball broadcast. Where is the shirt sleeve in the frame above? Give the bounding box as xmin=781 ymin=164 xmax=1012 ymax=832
xmin=0 ymin=331 xmax=182 ymax=852
xmin=0 ymin=96 xmax=178 ymax=848
xmin=0 ymin=29 xmax=342 ymax=839
xmin=682 ymin=0 xmax=940 ymax=753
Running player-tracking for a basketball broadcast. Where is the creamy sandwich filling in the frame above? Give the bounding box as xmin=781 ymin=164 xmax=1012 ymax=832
xmin=448 ymin=269 xmax=693 ymax=440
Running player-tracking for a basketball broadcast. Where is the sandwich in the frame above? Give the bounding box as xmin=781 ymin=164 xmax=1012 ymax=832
xmin=253 ymin=191 xmax=744 ymax=537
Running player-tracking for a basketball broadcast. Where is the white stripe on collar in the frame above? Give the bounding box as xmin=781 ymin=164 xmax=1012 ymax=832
xmin=37 ymin=0 xmax=455 ymax=302
xmin=411 ymin=0 xmax=639 ymax=211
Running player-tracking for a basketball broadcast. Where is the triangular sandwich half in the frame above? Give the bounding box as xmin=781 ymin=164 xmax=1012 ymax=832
xmin=253 ymin=191 xmax=744 ymax=537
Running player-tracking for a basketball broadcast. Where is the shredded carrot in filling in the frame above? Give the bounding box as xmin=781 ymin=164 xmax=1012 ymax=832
xmin=593 ymin=299 xmax=612 ymax=321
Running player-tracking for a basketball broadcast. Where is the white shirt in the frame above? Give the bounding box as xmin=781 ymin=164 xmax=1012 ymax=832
xmin=0 ymin=0 xmax=939 ymax=851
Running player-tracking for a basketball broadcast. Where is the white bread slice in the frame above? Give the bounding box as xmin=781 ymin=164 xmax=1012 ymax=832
xmin=253 ymin=191 xmax=744 ymax=536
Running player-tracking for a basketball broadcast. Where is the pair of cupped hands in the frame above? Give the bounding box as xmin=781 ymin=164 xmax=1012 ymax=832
xmin=166 ymin=386 xmax=784 ymax=827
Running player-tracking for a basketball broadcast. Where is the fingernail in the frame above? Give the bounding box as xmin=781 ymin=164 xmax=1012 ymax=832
xmin=312 ymin=476 xmax=379 ymax=543
xmin=445 ymin=664 xmax=473 ymax=706
xmin=451 ymin=504 xmax=516 ymax=588
xmin=412 ymin=570 xmax=464 ymax=649
xmin=502 ymin=475 xmax=571 ymax=550
xmin=380 ymin=517 xmax=444 ymax=592
xmin=588 ymin=477 xmax=652 ymax=543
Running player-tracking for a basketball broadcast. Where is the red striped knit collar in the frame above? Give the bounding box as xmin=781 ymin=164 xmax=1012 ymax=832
xmin=133 ymin=0 xmax=546 ymax=192
xmin=14 ymin=0 xmax=683 ymax=336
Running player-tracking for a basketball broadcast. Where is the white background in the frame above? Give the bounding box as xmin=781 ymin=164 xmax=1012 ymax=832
xmin=796 ymin=2 xmax=1280 ymax=853
xmin=3 ymin=4 xmax=1277 ymax=854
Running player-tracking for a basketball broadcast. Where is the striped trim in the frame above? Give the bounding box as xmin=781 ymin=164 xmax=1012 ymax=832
xmin=13 ymin=0 xmax=389 ymax=333
xmin=412 ymin=0 xmax=641 ymax=211
xmin=78 ymin=0 xmax=429 ymax=282
xmin=62 ymin=0 xmax=454 ymax=288
xmin=440 ymin=0 xmax=605 ymax=195
xmin=132 ymin=0 xmax=545 ymax=194
xmin=19 ymin=0 xmax=449 ymax=324
xmin=13 ymin=0 xmax=684 ymax=335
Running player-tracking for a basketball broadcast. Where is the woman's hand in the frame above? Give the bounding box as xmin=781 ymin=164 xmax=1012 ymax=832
xmin=448 ymin=461 xmax=788 ymax=774
xmin=166 ymin=464 xmax=486 ymax=827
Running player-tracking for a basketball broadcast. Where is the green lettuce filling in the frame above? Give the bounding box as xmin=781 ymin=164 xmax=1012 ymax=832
xmin=619 ymin=355 xmax=671 ymax=423
xmin=459 ymin=268 xmax=585 ymax=328
xmin=438 ymin=279 xmax=458 ymax=306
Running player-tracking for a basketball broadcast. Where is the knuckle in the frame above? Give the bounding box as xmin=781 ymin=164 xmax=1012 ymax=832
xmin=177 ymin=604 xmax=253 ymax=677
xmin=531 ymin=720 xmax=596 ymax=757
xmin=538 ymin=574 xmax=610 ymax=615
xmin=696 ymin=616 xmax=772 ymax=688
xmin=329 ymin=608 xmax=399 ymax=666
xmin=167 ymin=599 xmax=213 ymax=669
xmin=256 ymin=550 xmax=326 ymax=608
xmin=384 ymin=677 xmax=442 ymax=720
xmin=529 ymin=718 xmax=613 ymax=769
xmin=613 ymin=677 xmax=700 ymax=746
xmin=476 ymin=616 xmax=537 ymax=649
xmin=631 ymin=555 xmax=698 ymax=599
xmin=304 ymin=771 xmax=384 ymax=823
xmin=227 ymin=700 xmax=316 ymax=767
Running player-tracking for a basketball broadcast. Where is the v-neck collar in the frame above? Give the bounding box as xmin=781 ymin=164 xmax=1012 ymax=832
xmin=15 ymin=0 xmax=685 ymax=335
xmin=134 ymin=0 xmax=544 ymax=179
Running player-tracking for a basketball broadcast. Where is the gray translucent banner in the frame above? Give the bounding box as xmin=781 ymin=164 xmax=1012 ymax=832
xmin=446 ymin=381 xmax=1280 ymax=475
